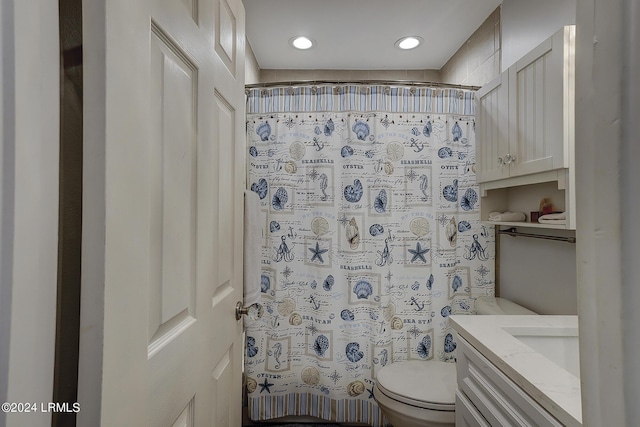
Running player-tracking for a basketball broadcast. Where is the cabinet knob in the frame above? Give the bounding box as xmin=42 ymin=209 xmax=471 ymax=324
xmin=504 ymin=153 xmax=516 ymax=164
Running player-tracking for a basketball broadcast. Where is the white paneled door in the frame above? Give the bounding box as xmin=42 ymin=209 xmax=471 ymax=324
xmin=79 ymin=0 xmax=246 ymax=426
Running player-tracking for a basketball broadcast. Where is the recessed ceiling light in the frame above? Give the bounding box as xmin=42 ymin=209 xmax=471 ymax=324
xmin=290 ymin=36 xmax=314 ymax=50
xmin=395 ymin=36 xmax=423 ymax=50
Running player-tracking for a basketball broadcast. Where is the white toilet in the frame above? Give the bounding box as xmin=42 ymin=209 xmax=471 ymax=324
xmin=373 ymin=296 xmax=536 ymax=427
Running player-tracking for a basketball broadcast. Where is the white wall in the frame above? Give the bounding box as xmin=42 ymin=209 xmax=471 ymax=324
xmin=440 ymin=7 xmax=501 ymax=87
xmin=575 ymin=0 xmax=638 ymax=423
xmin=259 ymin=69 xmax=441 ymax=83
xmin=501 ymin=0 xmax=576 ymax=71
xmin=499 ymin=229 xmax=577 ymax=314
xmin=245 ymin=41 xmax=260 ymax=85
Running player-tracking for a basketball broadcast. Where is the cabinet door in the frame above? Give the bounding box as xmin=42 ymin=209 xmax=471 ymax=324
xmin=476 ymin=72 xmax=510 ymax=183
xmin=508 ymin=26 xmax=574 ymax=177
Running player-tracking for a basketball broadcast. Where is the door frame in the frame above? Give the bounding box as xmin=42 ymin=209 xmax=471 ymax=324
xmin=0 ymin=0 xmax=60 ymax=426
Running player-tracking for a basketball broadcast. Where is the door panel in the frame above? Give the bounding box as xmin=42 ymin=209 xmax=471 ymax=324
xmin=211 ymin=347 xmax=235 ymax=426
xmin=216 ymin=0 xmax=237 ymax=76
xmin=180 ymin=0 xmax=198 ymax=22
xmin=172 ymin=400 xmax=195 ymax=427
xmin=216 ymin=93 xmax=236 ymax=286
xmin=148 ymin=25 xmax=198 ymax=354
xmin=79 ymin=0 xmax=246 ymax=425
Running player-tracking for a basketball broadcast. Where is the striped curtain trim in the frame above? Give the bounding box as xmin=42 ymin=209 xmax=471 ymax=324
xmin=246 ymin=85 xmax=475 ymax=115
xmin=248 ymin=394 xmax=387 ymax=426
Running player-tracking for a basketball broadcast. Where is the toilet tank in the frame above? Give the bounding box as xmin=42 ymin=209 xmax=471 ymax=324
xmin=475 ymin=296 xmax=537 ymax=315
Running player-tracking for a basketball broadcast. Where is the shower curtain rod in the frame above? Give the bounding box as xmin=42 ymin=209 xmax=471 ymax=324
xmin=245 ymin=79 xmax=481 ymax=91
xmin=497 ymin=227 xmax=576 ymax=244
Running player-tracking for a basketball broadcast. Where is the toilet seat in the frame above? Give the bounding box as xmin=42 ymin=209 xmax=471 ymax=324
xmin=375 ymin=361 xmax=456 ymax=411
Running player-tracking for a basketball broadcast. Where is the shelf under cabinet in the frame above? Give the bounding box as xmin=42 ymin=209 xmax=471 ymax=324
xmin=479 ymin=170 xmax=575 ymax=230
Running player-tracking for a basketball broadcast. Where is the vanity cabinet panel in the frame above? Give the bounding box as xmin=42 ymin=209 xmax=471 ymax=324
xmin=456 ymin=335 xmax=564 ymax=427
xmin=456 ymin=390 xmax=491 ymax=427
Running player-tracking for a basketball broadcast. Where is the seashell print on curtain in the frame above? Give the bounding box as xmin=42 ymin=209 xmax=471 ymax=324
xmin=245 ymin=85 xmax=495 ymax=426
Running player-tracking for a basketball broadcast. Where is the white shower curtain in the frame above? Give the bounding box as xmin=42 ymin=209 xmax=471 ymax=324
xmin=245 ymin=84 xmax=495 ymax=426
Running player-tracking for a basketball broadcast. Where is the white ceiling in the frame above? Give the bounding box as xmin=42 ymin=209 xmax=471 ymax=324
xmin=243 ymin=0 xmax=502 ymax=70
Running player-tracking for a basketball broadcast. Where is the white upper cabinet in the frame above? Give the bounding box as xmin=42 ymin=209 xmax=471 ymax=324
xmin=476 ymin=72 xmax=510 ymax=182
xmin=475 ymin=26 xmax=576 ymax=230
xmin=476 ymin=26 xmax=575 ymax=183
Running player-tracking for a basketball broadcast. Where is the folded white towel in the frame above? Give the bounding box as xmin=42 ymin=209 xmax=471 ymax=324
xmin=538 ymin=212 xmax=566 ymax=224
xmin=244 ymin=191 xmax=263 ymax=316
xmin=487 ymin=211 xmax=527 ymax=222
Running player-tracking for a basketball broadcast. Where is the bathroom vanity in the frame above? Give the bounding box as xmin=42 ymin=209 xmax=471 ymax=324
xmin=450 ymin=315 xmax=581 ymax=427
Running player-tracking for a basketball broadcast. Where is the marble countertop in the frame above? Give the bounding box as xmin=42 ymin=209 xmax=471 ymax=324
xmin=449 ymin=315 xmax=582 ymax=427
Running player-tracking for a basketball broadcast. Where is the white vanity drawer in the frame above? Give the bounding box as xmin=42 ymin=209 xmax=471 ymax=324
xmin=456 ymin=335 xmax=563 ymax=427
xmin=456 ymin=390 xmax=491 ymax=427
